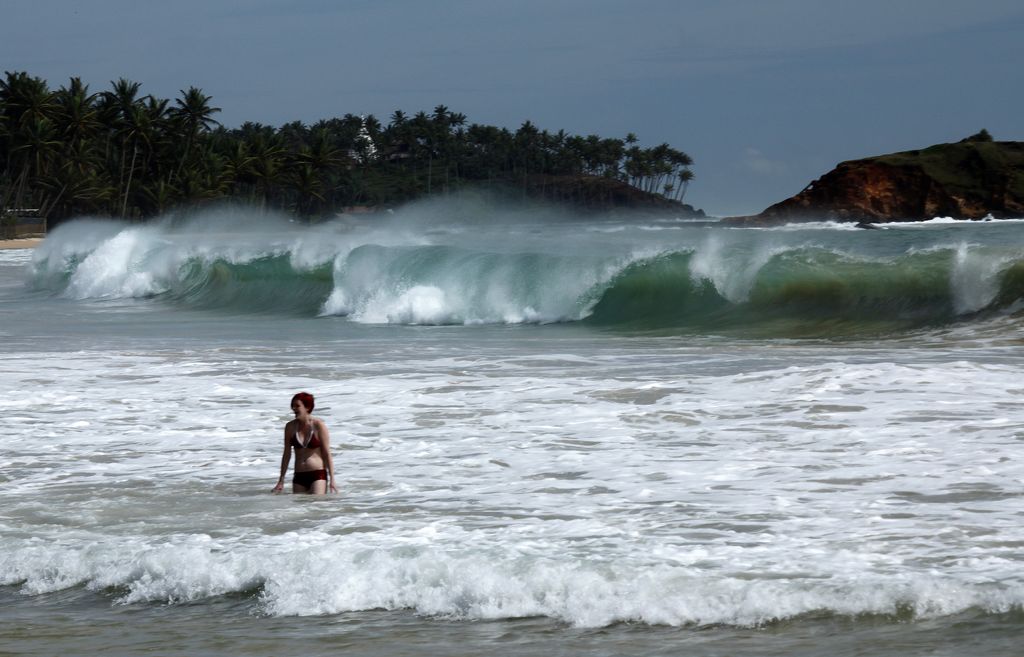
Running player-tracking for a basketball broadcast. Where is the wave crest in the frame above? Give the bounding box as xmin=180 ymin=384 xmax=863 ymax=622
xmin=27 ymin=219 xmax=1024 ymax=335
xmin=3 ymin=536 xmax=1021 ymax=627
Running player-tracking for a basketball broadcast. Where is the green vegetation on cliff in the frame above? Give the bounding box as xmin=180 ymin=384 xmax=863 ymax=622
xmin=0 ymin=71 xmax=697 ymax=227
xmin=868 ymin=134 xmax=1024 ymax=205
xmin=735 ymin=132 xmax=1024 ymax=224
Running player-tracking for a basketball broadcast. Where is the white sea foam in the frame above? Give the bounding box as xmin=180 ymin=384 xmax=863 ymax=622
xmin=0 ymin=249 xmax=36 ymax=265
xmin=3 ymin=531 xmax=1021 ymax=627
xmin=321 ymin=244 xmax=628 ymax=324
xmin=360 ymin=285 xmax=451 ymax=324
xmin=730 ymin=217 xmax=1024 ymax=231
xmin=3 ymin=340 xmax=1024 ymax=626
xmin=776 ymin=221 xmax=868 ymax=231
xmin=6 ymin=215 xmax=1024 ymax=630
xmin=62 ymin=227 xmax=177 ymax=299
xmin=726 ymin=220 xmax=867 ymax=231
xmin=877 ymin=216 xmax=1024 ymax=228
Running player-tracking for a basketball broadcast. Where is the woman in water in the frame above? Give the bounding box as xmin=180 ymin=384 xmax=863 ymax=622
xmin=272 ymin=392 xmax=338 ymax=494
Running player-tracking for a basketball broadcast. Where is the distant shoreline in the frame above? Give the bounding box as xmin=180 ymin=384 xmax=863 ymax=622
xmin=0 ymin=238 xmax=42 ymax=250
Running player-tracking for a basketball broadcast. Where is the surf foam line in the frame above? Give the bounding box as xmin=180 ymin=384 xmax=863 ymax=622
xmin=27 ymin=220 xmax=1024 ymax=332
xmin=2 ymin=534 xmax=1022 ymax=627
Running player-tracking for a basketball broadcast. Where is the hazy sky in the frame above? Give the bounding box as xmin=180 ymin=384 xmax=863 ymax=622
xmin=3 ymin=0 xmax=1023 ymax=215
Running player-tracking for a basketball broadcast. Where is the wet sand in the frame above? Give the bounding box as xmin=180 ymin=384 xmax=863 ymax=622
xmin=0 ymin=238 xmax=42 ymax=249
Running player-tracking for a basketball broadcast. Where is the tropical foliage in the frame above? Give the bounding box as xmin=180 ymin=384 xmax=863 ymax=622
xmin=0 ymin=72 xmax=695 ymax=226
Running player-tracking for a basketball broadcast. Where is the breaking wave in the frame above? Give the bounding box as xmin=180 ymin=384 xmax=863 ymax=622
xmin=3 ymin=534 xmax=1021 ymax=627
xmin=27 ymin=217 xmax=1024 ymax=336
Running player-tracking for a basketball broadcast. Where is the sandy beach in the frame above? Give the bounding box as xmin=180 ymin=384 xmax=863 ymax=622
xmin=0 ymin=238 xmax=42 ymax=250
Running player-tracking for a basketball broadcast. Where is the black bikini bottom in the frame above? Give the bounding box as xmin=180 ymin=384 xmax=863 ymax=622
xmin=293 ymin=469 xmax=327 ymax=488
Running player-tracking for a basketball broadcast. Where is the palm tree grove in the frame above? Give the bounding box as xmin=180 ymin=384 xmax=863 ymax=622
xmin=0 ymin=72 xmax=697 ymax=231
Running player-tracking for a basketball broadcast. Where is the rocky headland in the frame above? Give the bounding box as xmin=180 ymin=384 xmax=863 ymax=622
xmin=727 ymin=132 xmax=1024 ymax=225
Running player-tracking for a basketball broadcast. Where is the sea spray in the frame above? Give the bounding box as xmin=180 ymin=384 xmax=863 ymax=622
xmin=950 ymin=242 xmax=1015 ymax=314
xmin=25 ymin=212 xmax=1024 ymax=335
xmin=64 ymin=226 xmax=177 ymax=299
xmin=688 ymin=234 xmax=788 ymax=303
xmin=322 ymin=244 xmax=617 ymax=324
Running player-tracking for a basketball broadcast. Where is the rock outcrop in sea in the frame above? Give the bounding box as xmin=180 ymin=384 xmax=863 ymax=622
xmin=728 ymin=132 xmax=1024 ymax=225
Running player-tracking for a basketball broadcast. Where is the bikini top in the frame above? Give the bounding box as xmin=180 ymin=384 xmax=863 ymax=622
xmin=292 ymin=422 xmax=322 ymax=450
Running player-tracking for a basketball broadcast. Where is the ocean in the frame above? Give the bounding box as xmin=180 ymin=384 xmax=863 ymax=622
xmin=2 ymin=199 xmax=1023 ymax=656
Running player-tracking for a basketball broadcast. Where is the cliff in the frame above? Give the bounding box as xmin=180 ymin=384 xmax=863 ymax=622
xmin=729 ymin=133 xmax=1024 ymax=224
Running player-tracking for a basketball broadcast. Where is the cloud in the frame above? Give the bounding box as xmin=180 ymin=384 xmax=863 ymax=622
xmin=741 ymin=148 xmax=788 ymax=176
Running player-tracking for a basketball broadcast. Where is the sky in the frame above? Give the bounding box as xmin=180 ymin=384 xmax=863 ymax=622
xmin=3 ymin=0 xmax=1023 ymax=215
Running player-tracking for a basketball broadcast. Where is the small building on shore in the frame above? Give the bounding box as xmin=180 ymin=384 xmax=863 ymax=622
xmin=1 ymin=209 xmax=45 ymax=239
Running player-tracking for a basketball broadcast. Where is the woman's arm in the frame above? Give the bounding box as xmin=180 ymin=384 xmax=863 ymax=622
xmin=318 ymin=420 xmax=338 ymax=493
xmin=272 ymin=425 xmax=291 ymax=492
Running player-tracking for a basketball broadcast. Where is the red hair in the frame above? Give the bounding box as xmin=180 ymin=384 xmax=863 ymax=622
xmin=291 ymin=391 xmax=315 ymax=412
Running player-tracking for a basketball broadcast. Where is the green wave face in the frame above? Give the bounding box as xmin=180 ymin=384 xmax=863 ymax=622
xmin=28 ymin=226 xmax=334 ymax=316
xmin=583 ymin=252 xmax=730 ymax=329
xmin=587 ymin=248 xmax=1024 ymax=337
xmin=172 ymin=255 xmax=334 ymax=315
xmin=994 ymin=260 xmax=1024 ymax=308
xmin=28 ymin=220 xmax=1024 ymax=337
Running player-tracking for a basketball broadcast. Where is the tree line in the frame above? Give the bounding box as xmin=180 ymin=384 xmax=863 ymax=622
xmin=0 ymin=71 xmax=694 ymax=227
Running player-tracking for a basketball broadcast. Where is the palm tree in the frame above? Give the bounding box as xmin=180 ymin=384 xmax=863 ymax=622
xmin=140 ymin=179 xmax=178 ymax=216
xmin=105 ymin=78 xmax=141 ymax=117
xmin=514 ymin=121 xmax=542 ymax=191
xmin=53 ymin=78 xmax=101 ymax=152
xmin=101 ymin=78 xmax=144 ymax=210
xmin=288 ymin=163 xmax=325 ymax=217
xmin=140 ymin=96 xmax=171 ymax=179
xmin=0 ymin=71 xmax=55 ymax=131
xmin=248 ymin=134 xmax=285 ymax=208
xmin=389 ymin=110 xmax=407 ymax=128
xmin=117 ymin=103 xmax=155 ymax=216
xmin=432 ymin=105 xmax=450 ymax=128
xmin=675 ymin=169 xmax=694 ymax=201
xmin=409 ymin=111 xmax=436 ymax=193
xmin=305 ymin=128 xmax=345 ymax=172
xmin=39 ymin=155 xmax=113 ymax=220
xmin=9 ymin=117 xmax=62 ymax=226
xmin=1 ymin=72 xmax=56 ymax=215
xmin=3 ymin=71 xmax=700 ymax=222
xmin=222 ymin=140 xmax=255 ymax=198
xmin=171 ymin=86 xmax=221 ymax=179
xmin=41 ymin=79 xmax=105 ymax=222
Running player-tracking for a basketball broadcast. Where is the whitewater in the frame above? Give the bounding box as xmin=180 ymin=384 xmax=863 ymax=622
xmin=2 ymin=201 xmax=1024 ymax=656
